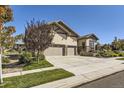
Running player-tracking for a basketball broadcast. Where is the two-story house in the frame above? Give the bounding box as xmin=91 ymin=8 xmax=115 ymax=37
xmin=44 ymin=21 xmax=79 ymax=56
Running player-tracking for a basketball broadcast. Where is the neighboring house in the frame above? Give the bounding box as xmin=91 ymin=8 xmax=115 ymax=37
xmin=44 ymin=21 xmax=79 ymax=56
xmin=14 ymin=40 xmax=25 ymax=51
xmin=77 ymin=34 xmax=99 ymax=54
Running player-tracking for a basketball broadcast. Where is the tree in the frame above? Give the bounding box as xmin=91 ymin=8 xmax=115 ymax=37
xmin=101 ymin=44 xmax=112 ymax=51
xmin=24 ymin=19 xmax=54 ymax=62
xmin=0 ymin=5 xmax=15 ymax=84
xmin=1 ymin=26 xmax=16 ymax=50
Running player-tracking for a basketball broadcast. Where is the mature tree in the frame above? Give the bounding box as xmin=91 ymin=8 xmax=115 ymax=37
xmin=0 ymin=5 xmax=15 ymax=83
xmin=101 ymin=44 xmax=112 ymax=51
xmin=111 ymin=37 xmax=123 ymax=50
xmin=24 ymin=19 xmax=54 ymax=62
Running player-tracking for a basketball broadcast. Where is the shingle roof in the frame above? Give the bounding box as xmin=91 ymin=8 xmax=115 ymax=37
xmin=78 ymin=33 xmax=99 ymax=40
xmin=15 ymin=40 xmax=24 ymax=45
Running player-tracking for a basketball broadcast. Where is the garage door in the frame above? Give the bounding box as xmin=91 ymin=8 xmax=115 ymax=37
xmin=67 ymin=47 xmax=75 ymax=55
xmin=44 ymin=46 xmax=64 ymax=56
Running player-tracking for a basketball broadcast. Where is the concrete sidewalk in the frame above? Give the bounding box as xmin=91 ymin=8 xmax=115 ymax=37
xmin=3 ymin=67 xmax=58 ymax=78
xmin=33 ymin=63 xmax=124 ymax=88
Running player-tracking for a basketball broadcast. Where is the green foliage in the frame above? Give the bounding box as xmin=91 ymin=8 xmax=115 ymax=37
xmin=116 ymin=58 xmax=124 ymax=60
xmin=96 ymin=50 xmax=119 ymax=57
xmin=4 ymin=49 xmax=18 ymax=55
xmin=80 ymin=51 xmax=94 ymax=56
xmin=38 ymin=53 xmax=45 ymax=60
xmin=23 ymin=60 xmax=53 ymax=71
xmin=19 ymin=52 xmax=32 ymax=64
xmin=112 ymin=39 xmax=124 ymax=51
xmin=0 ymin=69 xmax=74 ymax=88
xmin=2 ymin=57 xmax=10 ymax=63
xmin=118 ymin=52 xmax=124 ymax=57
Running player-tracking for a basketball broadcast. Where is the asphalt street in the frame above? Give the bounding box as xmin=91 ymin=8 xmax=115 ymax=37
xmin=78 ymin=71 xmax=124 ymax=88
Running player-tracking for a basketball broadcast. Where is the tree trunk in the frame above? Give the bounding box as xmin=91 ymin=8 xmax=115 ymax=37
xmin=0 ymin=23 xmax=3 ymax=84
xmin=37 ymin=50 xmax=40 ymax=63
xmin=0 ymin=48 xmax=3 ymax=84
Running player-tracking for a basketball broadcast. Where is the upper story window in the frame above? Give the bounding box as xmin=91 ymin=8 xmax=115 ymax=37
xmin=89 ymin=40 xmax=94 ymax=48
xmin=82 ymin=42 xmax=85 ymax=49
xmin=59 ymin=33 xmax=67 ymax=40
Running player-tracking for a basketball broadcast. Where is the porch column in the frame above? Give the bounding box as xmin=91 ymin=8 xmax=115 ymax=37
xmin=65 ymin=45 xmax=68 ymax=56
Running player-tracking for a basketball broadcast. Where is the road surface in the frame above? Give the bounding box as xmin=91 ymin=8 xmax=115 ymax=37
xmin=78 ymin=71 xmax=124 ymax=88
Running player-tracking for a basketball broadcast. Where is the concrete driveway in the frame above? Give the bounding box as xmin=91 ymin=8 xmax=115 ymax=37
xmin=46 ymin=56 xmax=124 ymax=76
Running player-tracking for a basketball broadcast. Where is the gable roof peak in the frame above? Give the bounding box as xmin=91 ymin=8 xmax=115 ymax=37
xmin=79 ymin=33 xmax=99 ymax=40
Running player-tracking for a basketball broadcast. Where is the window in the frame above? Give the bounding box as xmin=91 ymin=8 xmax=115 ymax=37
xmin=82 ymin=42 xmax=85 ymax=49
xmin=89 ymin=40 xmax=94 ymax=49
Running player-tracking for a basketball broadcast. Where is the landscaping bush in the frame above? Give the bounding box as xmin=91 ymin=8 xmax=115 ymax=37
xmin=4 ymin=49 xmax=18 ymax=55
xmin=19 ymin=52 xmax=32 ymax=64
xmin=118 ymin=52 xmax=124 ymax=57
xmin=2 ymin=57 xmax=10 ymax=63
xmin=39 ymin=53 xmax=45 ymax=60
xmin=96 ymin=50 xmax=119 ymax=57
xmin=80 ymin=51 xmax=94 ymax=56
xmin=113 ymin=50 xmax=120 ymax=54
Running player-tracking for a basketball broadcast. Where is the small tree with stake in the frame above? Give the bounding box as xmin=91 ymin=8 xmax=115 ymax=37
xmin=0 ymin=5 xmax=15 ymax=84
xmin=24 ymin=19 xmax=54 ymax=62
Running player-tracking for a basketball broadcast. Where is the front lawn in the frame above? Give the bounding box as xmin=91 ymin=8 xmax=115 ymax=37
xmin=23 ymin=60 xmax=53 ymax=71
xmin=0 ymin=69 xmax=74 ymax=88
xmin=116 ymin=58 xmax=124 ymax=60
xmin=3 ymin=59 xmax=54 ymax=73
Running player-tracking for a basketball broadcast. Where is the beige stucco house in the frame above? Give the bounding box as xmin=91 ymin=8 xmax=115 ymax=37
xmin=44 ymin=21 xmax=79 ymax=56
xmin=15 ymin=21 xmax=99 ymax=56
xmin=44 ymin=21 xmax=99 ymax=56
xmin=77 ymin=34 xmax=99 ymax=54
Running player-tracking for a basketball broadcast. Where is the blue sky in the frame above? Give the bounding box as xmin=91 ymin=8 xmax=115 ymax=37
xmin=7 ymin=5 xmax=124 ymax=44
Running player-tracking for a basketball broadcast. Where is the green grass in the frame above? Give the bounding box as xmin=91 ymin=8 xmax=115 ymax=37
xmin=0 ymin=69 xmax=74 ymax=88
xmin=23 ymin=60 xmax=53 ymax=71
xmin=116 ymin=58 xmax=124 ymax=60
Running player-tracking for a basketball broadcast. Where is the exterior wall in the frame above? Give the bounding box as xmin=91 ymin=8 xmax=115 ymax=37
xmin=78 ymin=39 xmax=86 ymax=46
xmin=78 ymin=38 xmax=97 ymax=53
xmin=52 ymin=31 xmax=77 ymax=46
xmin=44 ymin=26 xmax=78 ymax=56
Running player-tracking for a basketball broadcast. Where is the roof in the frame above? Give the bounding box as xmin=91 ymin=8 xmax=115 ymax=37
xmin=118 ymin=39 xmax=124 ymax=42
xmin=78 ymin=33 xmax=99 ymax=40
xmin=50 ymin=20 xmax=80 ymax=37
xmin=15 ymin=40 xmax=24 ymax=45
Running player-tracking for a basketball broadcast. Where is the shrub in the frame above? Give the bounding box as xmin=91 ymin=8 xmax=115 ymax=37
xmin=118 ymin=52 xmax=124 ymax=57
xmin=39 ymin=53 xmax=45 ymax=60
xmin=113 ymin=50 xmax=120 ymax=54
xmin=19 ymin=52 xmax=32 ymax=64
xmin=2 ymin=57 xmax=10 ymax=63
xmin=80 ymin=51 xmax=93 ymax=56
xmin=96 ymin=50 xmax=119 ymax=57
xmin=112 ymin=53 xmax=118 ymax=57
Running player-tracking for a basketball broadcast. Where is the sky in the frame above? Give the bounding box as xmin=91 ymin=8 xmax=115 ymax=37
xmin=7 ymin=5 xmax=124 ymax=44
